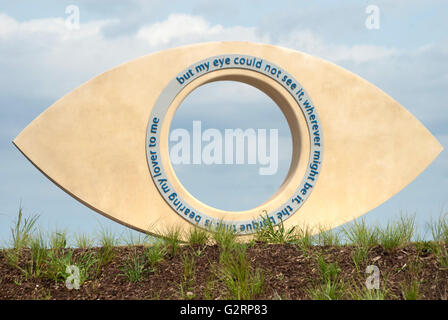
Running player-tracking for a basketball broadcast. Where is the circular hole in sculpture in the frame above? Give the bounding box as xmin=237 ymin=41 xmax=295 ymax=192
xmin=169 ymin=81 xmax=293 ymax=212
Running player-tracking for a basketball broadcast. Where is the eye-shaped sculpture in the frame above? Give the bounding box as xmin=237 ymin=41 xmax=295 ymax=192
xmin=13 ymin=42 xmax=442 ymax=238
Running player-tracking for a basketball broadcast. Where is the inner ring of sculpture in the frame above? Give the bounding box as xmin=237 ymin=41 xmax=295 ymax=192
xmin=146 ymin=55 xmax=324 ymax=234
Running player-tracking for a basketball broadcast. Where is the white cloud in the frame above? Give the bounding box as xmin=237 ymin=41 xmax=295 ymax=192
xmin=0 ymin=13 xmax=266 ymax=101
xmin=0 ymin=14 xmax=129 ymax=100
xmin=0 ymin=13 xmax=117 ymax=39
xmin=0 ymin=13 xmax=17 ymax=35
xmin=136 ymin=13 xmax=224 ymax=46
xmin=1 ymin=11 xmax=445 ymax=144
xmin=0 ymin=11 xmax=443 ymax=114
xmin=277 ymin=29 xmax=398 ymax=64
xmin=137 ymin=13 xmax=266 ymax=46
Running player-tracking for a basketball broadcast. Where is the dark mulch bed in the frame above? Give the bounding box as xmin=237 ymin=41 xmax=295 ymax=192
xmin=0 ymin=243 xmax=447 ymax=300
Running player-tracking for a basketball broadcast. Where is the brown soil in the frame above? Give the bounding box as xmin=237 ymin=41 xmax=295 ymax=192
xmin=1 ymin=243 xmax=447 ymax=300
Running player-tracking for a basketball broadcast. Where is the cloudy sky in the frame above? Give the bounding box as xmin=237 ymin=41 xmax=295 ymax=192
xmin=0 ymin=0 xmax=447 ymax=245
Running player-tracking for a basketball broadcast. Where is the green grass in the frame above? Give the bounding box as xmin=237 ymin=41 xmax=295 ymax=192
xmin=308 ymin=256 xmax=345 ymax=300
xmin=213 ymin=223 xmax=238 ymax=252
xmin=343 ymin=215 xmax=415 ymax=251
xmin=429 ymin=213 xmax=448 ymax=243
xmin=96 ymin=245 xmax=114 ymax=274
xmin=180 ymin=253 xmax=196 ymax=299
xmin=120 ymin=249 xmax=146 ymax=282
xmin=161 ymin=226 xmax=183 ymax=257
xmin=411 ymin=239 xmax=448 ymax=269
xmin=254 ymin=215 xmax=298 ymax=244
xmin=49 ymin=230 xmax=67 ymax=251
xmin=74 ymin=233 xmax=94 ymax=249
xmin=145 ymin=242 xmax=167 ymax=270
xmin=342 ymin=218 xmax=378 ymax=248
xmin=122 ymin=229 xmax=151 ymax=247
xmin=415 ymin=240 xmax=438 ymax=256
xmin=95 ymin=227 xmax=119 ymax=273
xmin=10 ymin=206 xmax=39 ymax=249
xmin=377 ymin=215 xmax=415 ymax=252
xmin=72 ymin=251 xmax=99 ymax=285
xmin=317 ymin=256 xmax=341 ymax=283
xmin=44 ymin=249 xmax=73 ymax=282
xmin=316 ymin=226 xmax=341 ymax=246
xmin=351 ymin=246 xmax=369 ymax=274
xmin=349 ymin=283 xmax=388 ymax=300
xmin=187 ymin=226 xmax=210 ymax=246
xmin=4 ymin=207 xmax=448 ymax=300
xmin=23 ymin=233 xmax=48 ymax=279
xmin=43 ymin=247 xmax=98 ymax=285
xmin=4 ymin=249 xmax=20 ymax=270
xmin=398 ymin=256 xmax=422 ymax=300
xmin=294 ymin=226 xmax=314 ymax=252
xmin=203 ymin=273 xmax=219 ymax=300
xmin=436 ymin=245 xmax=448 ymax=268
xmin=217 ymin=244 xmax=264 ymax=300
xmin=212 ymin=222 xmax=264 ymax=300
xmin=428 ymin=214 xmax=448 ymax=268
xmin=98 ymin=227 xmax=120 ymax=248
xmin=401 ymin=280 xmax=421 ymax=300
xmin=308 ymin=280 xmax=346 ymax=300
xmin=255 ymin=216 xmax=296 ymax=243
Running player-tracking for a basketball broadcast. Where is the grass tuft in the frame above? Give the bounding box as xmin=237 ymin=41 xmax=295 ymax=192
xmin=96 ymin=228 xmax=118 ymax=274
xmin=351 ymin=246 xmax=369 ymax=274
xmin=294 ymin=226 xmax=314 ymax=252
xmin=429 ymin=213 xmax=448 ymax=243
xmin=44 ymin=249 xmax=73 ymax=282
xmin=316 ymin=226 xmax=341 ymax=246
xmin=401 ymin=280 xmax=421 ymax=300
xmin=343 ymin=218 xmax=378 ymax=248
xmin=213 ymin=223 xmax=237 ymax=252
xmin=10 ymin=206 xmax=40 ymax=249
xmin=145 ymin=242 xmax=167 ymax=270
xmin=377 ymin=214 xmax=415 ymax=252
xmin=349 ymin=283 xmax=388 ymax=300
xmin=428 ymin=214 xmax=448 ymax=268
xmin=122 ymin=230 xmax=150 ymax=247
xmin=162 ymin=226 xmax=183 ymax=257
xmin=187 ymin=226 xmax=210 ymax=246
xmin=255 ymin=215 xmax=298 ymax=244
xmin=217 ymin=244 xmax=264 ymax=300
xmin=180 ymin=253 xmax=196 ymax=299
xmin=24 ymin=233 xmax=48 ymax=279
xmin=98 ymin=228 xmax=119 ymax=248
xmin=308 ymin=256 xmax=345 ymax=300
xmin=49 ymin=230 xmax=67 ymax=251
xmin=120 ymin=249 xmax=146 ymax=282
xmin=74 ymin=233 xmax=94 ymax=249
